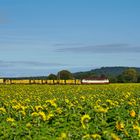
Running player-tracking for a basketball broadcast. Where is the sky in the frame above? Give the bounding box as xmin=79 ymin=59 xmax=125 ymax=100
xmin=0 ymin=0 xmax=140 ymax=77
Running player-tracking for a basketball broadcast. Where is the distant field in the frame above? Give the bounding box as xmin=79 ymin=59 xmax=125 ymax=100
xmin=0 ymin=84 xmax=140 ymax=140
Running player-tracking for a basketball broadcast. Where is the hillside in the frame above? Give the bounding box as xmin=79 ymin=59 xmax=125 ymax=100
xmin=2 ymin=66 xmax=140 ymax=80
xmin=73 ymin=66 xmax=140 ymax=79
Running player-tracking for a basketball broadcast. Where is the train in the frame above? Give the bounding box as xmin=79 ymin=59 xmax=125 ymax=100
xmin=0 ymin=78 xmax=109 ymax=85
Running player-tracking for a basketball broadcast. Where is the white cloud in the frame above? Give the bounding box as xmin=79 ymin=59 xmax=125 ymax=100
xmin=56 ymin=43 xmax=140 ymax=54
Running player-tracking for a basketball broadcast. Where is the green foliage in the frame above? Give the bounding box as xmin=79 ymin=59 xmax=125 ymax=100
xmin=74 ymin=72 xmax=96 ymax=79
xmin=57 ymin=70 xmax=74 ymax=80
xmin=137 ymin=74 xmax=140 ymax=83
xmin=0 ymin=84 xmax=140 ymax=139
xmin=117 ymin=68 xmax=138 ymax=83
xmin=122 ymin=68 xmax=138 ymax=83
xmin=117 ymin=74 xmax=124 ymax=83
xmin=74 ymin=67 xmax=140 ymax=83
xmin=3 ymin=67 xmax=140 ymax=83
xmin=108 ymin=76 xmax=118 ymax=83
xmin=47 ymin=74 xmax=57 ymax=80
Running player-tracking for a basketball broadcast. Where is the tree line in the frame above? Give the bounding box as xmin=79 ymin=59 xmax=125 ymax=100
xmin=48 ymin=68 xmax=140 ymax=83
xmin=5 ymin=68 xmax=140 ymax=83
xmin=109 ymin=68 xmax=140 ymax=83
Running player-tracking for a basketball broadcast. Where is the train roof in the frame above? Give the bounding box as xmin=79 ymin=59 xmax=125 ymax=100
xmin=83 ymin=77 xmax=108 ymax=80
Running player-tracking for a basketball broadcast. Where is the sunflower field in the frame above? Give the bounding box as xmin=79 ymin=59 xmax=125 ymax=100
xmin=0 ymin=84 xmax=140 ymax=140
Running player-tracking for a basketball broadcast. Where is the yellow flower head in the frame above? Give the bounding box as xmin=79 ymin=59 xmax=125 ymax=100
xmin=26 ymin=123 xmax=32 ymax=128
xmin=60 ymin=132 xmax=67 ymax=139
xmin=133 ymin=125 xmax=140 ymax=136
xmin=46 ymin=113 xmax=54 ymax=121
xmin=11 ymin=99 xmax=17 ymax=103
xmin=31 ymin=112 xmax=39 ymax=117
xmin=91 ymin=134 xmax=101 ymax=139
xmin=130 ymin=110 xmax=136 ymax=117
xmin=130 ymin=99 xmax=136 ymax=106
xmin=96 ymin=99 xmax=101 ymax=105
xmin=111 ymin=133 xmax=121 ymax=140
xmin=82 ymin=134 xmax=90 ymax=139
xmin=19 ymin=110 xmax=26 ymax=116
xmin=12 ymin=104 xmax=21 ymax=110
xmin=56 ymin=107 xmax=62 ymax=114
xmin=35 ymin=105 xmax=43 ymax=112
xmin=65 ymin=99 xmax=69 ymax=103
xmin=94 ymin=105 xmax=108 ymax=113
xmin=116 ymin=121 xmax=124 ymax=131
xmin=25 ymin=98 xmax=30 ymax=103
xmin=46 ymin=99 xmax=57 ymax=108
xmin=106 ymin=99 xmax=113 ymax=105
xmin=39 ymin=111 xmax=46 ymax=121
xmin=80 ymin=96 xmax=85 ymax=101
xmin=6 ymin=117 xmax=15 ymax=123
xmin=0 ymin=107 xmax=6 ymax=114
xmin=81 ymin=114 xmax=91 ymax=129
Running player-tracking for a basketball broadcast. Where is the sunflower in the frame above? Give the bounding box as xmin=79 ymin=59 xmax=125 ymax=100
xmin=116 ymin=121 xmax=124 ymax=131
xmin=0 ymin=107 xmax=6 ymax=114
xmin=81 ymin=114 xmax=91 ymax=129
xmin=133 ymin=125 xmax=140 ymax=136
xmin=111 ymin=133 xmax=121 ymax=140
xmin=130 ymin=110 xmax=136 ymax=117
xmin=39 ymin=111 xmax=46 ymax=121
xmin=91 ymin=134 xmax=101 ymax=139
xmin=6 ymin=117 xmax=15 ymax=123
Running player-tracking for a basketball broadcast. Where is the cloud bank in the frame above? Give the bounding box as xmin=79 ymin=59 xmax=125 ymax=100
xmin=56 ymin=44 xmax=140 ymax=54
xmin=0 ymin=60 xmax=65 ymax=69
xmin=53 ymin=43 xmax=84 ymax=46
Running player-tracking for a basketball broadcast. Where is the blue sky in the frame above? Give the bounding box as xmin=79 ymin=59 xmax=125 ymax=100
xmin=0 ymin=0 xmax=140 ymax=77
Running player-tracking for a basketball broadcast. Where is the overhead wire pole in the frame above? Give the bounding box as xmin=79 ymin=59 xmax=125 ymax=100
xmin=57 ymin=71 xmax=60 ymax=84
xmin=59 ymin=72 xmax=60 ymax=80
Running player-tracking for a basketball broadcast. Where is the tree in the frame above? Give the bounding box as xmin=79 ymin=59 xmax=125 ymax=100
xmin=117 ymin=75 xmax=124 ymax=83
xmin=100 ymin=74 xmax=107 ymax=79
xmin=137 ymin=74 xmax=140 ymax=83
xmin=121 ymin=68 xmax=138 ymax=83
xmin=47 ymin=74 xmax=57 ymax=80
xmin=109 ymin=76 xmax=118 ymax=83
xmin=57 ymin=70 xmax=74 ymax=80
